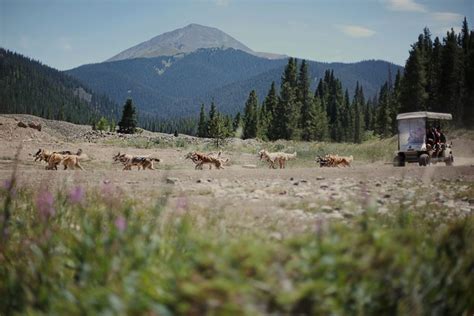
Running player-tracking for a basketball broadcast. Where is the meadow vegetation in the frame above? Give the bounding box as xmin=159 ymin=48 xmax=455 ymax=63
xmin=1 ymin=172 xmax=473 ymax=315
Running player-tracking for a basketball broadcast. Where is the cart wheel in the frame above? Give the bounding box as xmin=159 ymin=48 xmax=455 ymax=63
xmin=393 ymin=155 xmax=405 ymax=167
xmin=419 ymin=154 xmax=429 ymax=166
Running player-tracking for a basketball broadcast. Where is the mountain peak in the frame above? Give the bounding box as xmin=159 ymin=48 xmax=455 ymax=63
xmin=107 ymin=24 xmax=285 ymax=62
xmin=184 ymin=23 xmax=210 ymax=29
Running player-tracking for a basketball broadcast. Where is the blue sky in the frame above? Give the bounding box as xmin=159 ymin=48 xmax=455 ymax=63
xmin=1 ymin=0 xmax=472 ymax=70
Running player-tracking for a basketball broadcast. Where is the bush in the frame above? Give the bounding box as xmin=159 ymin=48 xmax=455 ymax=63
xmin=96 ymin=117 xmax=109 ymax=131
xmin=1 ymin=179 xmax=472 ymax=315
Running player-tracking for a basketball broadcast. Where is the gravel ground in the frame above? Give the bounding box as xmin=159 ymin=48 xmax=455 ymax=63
xmin=1 ymin=114 xmax=473 ymax=234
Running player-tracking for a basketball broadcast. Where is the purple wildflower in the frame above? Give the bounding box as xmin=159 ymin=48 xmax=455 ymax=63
xmin=2 ymin=179 xmax=12 ymax=189
xmin=36 ymin=190 xmax=55 ymax=220
xmin=68 ymin=186 xmax=85 ymax=204
xmin=101 ymin=181 xmax=119 ymax=208
xmin=115 ymin=216 xmax=127 ymax=232
xmin=176 ymin=196 xmax=188 ymax=210
xmin=2 ymin=179 xmax=17 ymax=196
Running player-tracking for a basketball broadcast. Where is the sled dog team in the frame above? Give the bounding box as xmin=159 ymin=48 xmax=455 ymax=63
xmin=33 ymin=148 xmax=353 ymax=171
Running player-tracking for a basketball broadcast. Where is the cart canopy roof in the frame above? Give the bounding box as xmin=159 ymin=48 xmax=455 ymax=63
xmin=396 ymin=111 xmax=452 ymax=120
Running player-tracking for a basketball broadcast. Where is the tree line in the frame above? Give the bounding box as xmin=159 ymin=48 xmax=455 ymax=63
xmin=195 ymin=59 xmax=390 ymax=144
xmin=0 ymin=48 xmax=118 ymax=125
xmin=192 ymin=17 xmax=472 ymax=143
xmin=399 ymin=18 xmax=473 ymax=127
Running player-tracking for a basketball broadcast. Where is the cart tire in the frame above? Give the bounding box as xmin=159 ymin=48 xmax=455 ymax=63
xmin=419 ymin=154 xmax=429 ymax=166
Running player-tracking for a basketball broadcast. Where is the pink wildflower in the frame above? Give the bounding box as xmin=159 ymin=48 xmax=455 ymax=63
xmin=115 ymin=216 xmax=127 ymax=232
xmin=2 ymin=179 xmax=12 ymax=189
xmin=36 ymin=190 xmax=55 ymax=220
xmin=176 ymin=196 xmax=188 ymax=210
xmin=68 ymin=186 xmax=85 ymax=204
xmin=2 ymin=179 xmax=16 ymax=196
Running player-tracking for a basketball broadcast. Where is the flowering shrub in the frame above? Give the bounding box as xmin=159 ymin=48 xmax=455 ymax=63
xmin=0 ymin=177 xmax=473 ymax=315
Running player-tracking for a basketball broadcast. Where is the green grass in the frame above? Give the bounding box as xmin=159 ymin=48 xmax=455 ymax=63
xmin=1 ymin=176 xmax=473 ymax=315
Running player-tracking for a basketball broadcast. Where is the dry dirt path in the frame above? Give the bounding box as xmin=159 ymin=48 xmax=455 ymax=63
xmin=1 ymin=114 xmax=473 ymax=235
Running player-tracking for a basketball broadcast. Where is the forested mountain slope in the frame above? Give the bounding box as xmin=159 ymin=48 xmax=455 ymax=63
xmin=68 ymin=48 xmax=401 ymax=118
xmin=0 ymin=48 xmax=118 ymax=124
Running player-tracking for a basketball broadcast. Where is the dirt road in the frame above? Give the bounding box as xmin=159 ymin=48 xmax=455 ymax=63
xmin=1 ymin=114 xmax=473 ymax=234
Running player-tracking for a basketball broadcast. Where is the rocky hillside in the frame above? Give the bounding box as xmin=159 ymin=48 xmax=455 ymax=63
xmin=107 ymin=23 xmax=285 ymax=62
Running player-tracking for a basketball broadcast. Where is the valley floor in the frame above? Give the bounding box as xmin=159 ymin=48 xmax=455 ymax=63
xmin=1 ymin=114 xmax=473 ymax=234
xmin=2 ymin=114 xmax=474 ymax=314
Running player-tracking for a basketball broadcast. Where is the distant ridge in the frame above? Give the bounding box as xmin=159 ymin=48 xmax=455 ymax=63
xmin=107 ymin=23 xmax=286 ymax=61
xmin=68 ymin=48 xmax=402 ymax=119
xmin=0 ymin=48 xmax=118 ymax=124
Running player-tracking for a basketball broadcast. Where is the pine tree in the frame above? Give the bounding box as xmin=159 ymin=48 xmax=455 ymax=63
xmin=461 ymin=17 xmax=470 ymax=54
xmin=364 ymin=98 xmax=375 ymax=132
xmin=311 ymin=97 xmax=329 ymax=141
xmin=298 ymin=60 xmax=316 ymax=141
xmin=391 ymin=70 xmax=402 ymax=134
xmin=429 ymin=37 xmax=443 ymax=112
xmin=211 ymin=112 xmax=226 ymax=148
xmin=257 ymin=102 xmax=270 ymax=140
xmin=205 ymin=102 xmax=228 ymax=147
xmin=281 ymin=58 xmax=298 ymax=89
xmin=352 ymin=83 xmax=364 ymax=143
xmin=274 ymin=82 xmax=298 ymax=140
xmin=363 ymin=98 xmax=371 ymax=132
xmin=439 ymin=29 xmax=463 ymax=125
xmin=118 ymin=98 xmax=137 ymax=134
xmin=264 ymin=82 xmax=279 ymax=140
xmin=243 ymin=90 xmax=258 ymax=139
xmin=224 ymin=115 xmax=234 ymax=138
xmin=233 ymin=112 xmax=242 ymax=132
xmin=329 ymin=76 xmax=344 ymax=142
xmin=314 ymin=69 xmax=344 ymax=142
xmin=264 ymin=82 xmax=278 ymax=116
xmin=279 ymin=58 xmax=300 ymax=138
xmin=420 ymin=28 xmax=434 ymax=110
xmin=301 ymin=99 xmax=317 ymax=141
xmin=341 ymin=89 xmax=353 ymax=142
xmin=208 ymin=101 xmax=218 ymax=139
xmin=464 ymin=29 xmax=474 ymax=127
xmin=375 ymin=83 xmax=392 ymax=137
xmin=197 ymin=104 xmax=208 ymax=137
xmin=400 ymin=46 xmax=428 ymax=112
xmin=461 ymin=18 xmax=474 ymax=127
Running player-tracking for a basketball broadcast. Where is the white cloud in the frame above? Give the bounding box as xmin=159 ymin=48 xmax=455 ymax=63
xmin=385 ymin=0 xmax=426 ymax=12
xmin=338 ymin=25 xmax=376 ymax=38
xmin=431 ymin=12 xmax=463 ymax=23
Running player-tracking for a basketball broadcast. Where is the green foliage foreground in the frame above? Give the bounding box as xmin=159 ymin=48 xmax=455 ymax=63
xmin=0 ymin=180 xmax=473 ymax=315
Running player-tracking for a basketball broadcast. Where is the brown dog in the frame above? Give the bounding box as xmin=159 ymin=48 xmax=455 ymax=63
xmin=316 ymin=154 xmax=353 ymax=167
xmin=186 ymin=152 xmax=224 ymax=170
xmin=113 ymin=152 xmax=160 ymax=170
xmin=46 ymin=151 xmax=85 ymax=170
